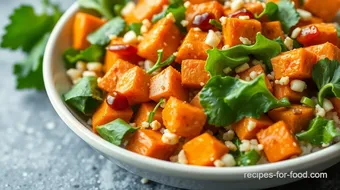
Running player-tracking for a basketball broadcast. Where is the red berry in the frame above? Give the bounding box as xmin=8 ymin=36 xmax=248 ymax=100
xmin=229 ymin=9 xmax=255 ymax=19
xmin=107 ymin=44 xmax=138 ymax=56
xmin=106 ymin=92 xmax=129 ymax=110
xmin=192 ymin=13 xmax=215 ymax=31
xmin=297 ymin=25 xmax=320 ymax=46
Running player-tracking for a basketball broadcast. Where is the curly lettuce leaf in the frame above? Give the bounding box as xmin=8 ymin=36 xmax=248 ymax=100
xmin=200 ymin=74 xmax=290 ymax=126
xmin=296 ymin=116 xmax=340 ymax=145
xmin=312 ymin=58 xmax=340 ymax=105
xmin=63 ymin=45 xmax=105 ymax=68
xmin=206 ymin=33 xmax=281 ymax=76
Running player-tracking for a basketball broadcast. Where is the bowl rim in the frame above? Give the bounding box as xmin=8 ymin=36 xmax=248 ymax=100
xmin=43 ymin=2 xmax=340 ymax=181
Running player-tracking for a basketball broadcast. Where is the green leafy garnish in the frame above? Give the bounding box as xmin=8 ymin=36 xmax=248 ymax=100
xmin=312 ymin=58 xmax=340 ymax=105
xmin=335 ymin=23 xmax=340 ymax=38
xmin=129 ymin=23 xmax=142 ymax=36
xmin=200 ymin=74 xmax=290 ymax=126
xmin=97 ymin=118 xmax=137 ymax=146
xmin=146 ymin=50 xmax=176 ymax=74
xmin=1 ymin=1 xmax=62 ymax=90
xmin=87 ymin=17 xmax=126 ymax=46
xmin=229 ymin=138 xmax=261 ymax=166
xmin=300 ymin=97 xmax=316 ymax=107
xmin=206 ymin=33 xmax=281 ymax=76
xmin=257 ymin=0 xmax=300 ymax=33
xmin=64 ymin=76 xmax=103 ymax=115
xmin=209 ymin=19 xmax=222 ymax=30
xmin=296 ymin=116 xmax=340 ymax=145
xmin=147 ymin=98 xmax=165 ymax=123
xmin=63 ymin=45 xmax=105 ymax=68
xmin=77 ymin=0 xmax=129 ymax=19
xmin=274 ymin=37 xmax=303 ymax=52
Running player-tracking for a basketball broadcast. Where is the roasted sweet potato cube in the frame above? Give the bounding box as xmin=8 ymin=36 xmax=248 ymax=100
xmin=149 ymin=66 xmax=188 ymax=102
xmin=297 ymin=24 xmax=338 ymax=47
xmin=244 ymin=2 xmax=265 ymax=16
xmin=176 ymin=28 xmax=212 ymax=63
xmin=181 ymin=59 xmax=210 ymax=88
xmin=222 ymin=18 xmax=262 ymax=47
xmin=330 ymin=98 xmax=340 ymax=116
xmin=116 ymin=67 xmax=150 ymax=105
xmin=98 ymin=59 xmax=136 ymax=93
xmin=273 ymin=84 xmax=306 ymax=102
xmin=162 ymin=97 xmax=206 ymax=137
xmin=73 ymin=13 xmax=105 ymax=50
xmin=124 ymin=0 xmax=168 ymax=23
xmin=138 ymin=15 xmax=181 ymax=63
xmin=238 ymin=65 xmax=273 ymax=92
xmin=185 ymin=1 xmax=224 ymax=30
xmin=134 ymin=103 xmax=163 ymax=128
xmin=261 ymin=21 xmax=284 ymax=40
xmin=190 ymin=91 xmax=203 ymax=109
xmin=257 ymin=121 xmax=302 ymax=162
xmin=268 ymin=105 xmax=315 ymax=133
xmin=92 ymin=102 xmax=133 ymax=133
xmin=183 ymin=133 xmax=228 ymax=166
xmin=126 ymin=129 xmax=177 ymax=160
xmin=303 ymin=0 xmax=340 ymax=22
xmin=305 ymin=42 xmax=340 ymax=62
xmin=232 ymin=115 xmax=273 ymax=140
xmin=188 ymin=0 xmax=211 ymax=4
xmin=296 ymin=16 xmax=323 ymax=28
xmin=271 ymin=48 xmax=317 ymax=80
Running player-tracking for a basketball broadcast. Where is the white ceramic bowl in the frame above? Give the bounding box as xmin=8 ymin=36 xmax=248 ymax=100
xmin=43 ymin=2 xmax=340 ymax=190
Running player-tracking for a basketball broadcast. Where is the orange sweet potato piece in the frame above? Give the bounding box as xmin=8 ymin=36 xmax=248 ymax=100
xmin=188 ymin=0 xmax=211 ymax=4
xmin=222 ymin=18 xmax=262 ymax=47
xmin=176 ymin=28 xmax=212 ymax=63
xmin=330 ymin=98 xmax=340 ymax=116
xmin=305 ymin=42 xmax=340 ymax=62
xmin=73 ymin=13 xmax=106 ymax=50
xmin=162 ymin=97 xmax=206 ymax=138
xmin=296 ymin=16 xmax=323 ymax=28
xmin=303 ymin=0 xmax=340 ymax=22
xmin=181 ymin=59 xmax=210 ymax=88
xmin=149 ymin=66 xmax=188 ymax=102
xmin=92 ymin=101 xmax=133 ymax=133
xmin=244 ymin=2 xmax=265 ymax=16
xmin=261 ymin=21 xmax=284 ymax=40
xmin=116 ymin=67 xmax=150 ymax=105
xmin=238 ymin=65 xmax=273 ymax=92
xmin=257 ymin=121 xmax=302 ymax=162
xmin=297 ymin=24 xmax=338 ymax=47
xmin=268 ymin=105 xmax=315 ymax=133
xmin=134 ymin=103 xmax=163 ymax=127
xmin=98 ymin=59 xmax=136 ymax=93
xmin=185 ymin=1 xmax=224 ymax=30
xmin=124 ymin=0 xmax=168 ymax=23
xmin=138 ymin=16 xmax=181 ymax=63
xmin=126 ymin=129 xmax=177 ymax=160
xmin=190 ymin=91 xmax=203 ymax=109
xmin=271 ymin=48 xmax=317 ymax=80
xmin=232 ymin=115 xmax=273 ymax=140
xmin=183 ymin=133 xmax=229 ymax=166
xmin=273 ymin=84 xmax=306 ymax=102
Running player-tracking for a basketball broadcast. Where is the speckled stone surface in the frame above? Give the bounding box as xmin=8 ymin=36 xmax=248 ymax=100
xmin=0 ymin=1 xmax=339 ymax=190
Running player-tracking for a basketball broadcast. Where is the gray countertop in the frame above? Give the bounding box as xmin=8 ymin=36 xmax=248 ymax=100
xmin=0 ymin=1 xmax=339 ymax=190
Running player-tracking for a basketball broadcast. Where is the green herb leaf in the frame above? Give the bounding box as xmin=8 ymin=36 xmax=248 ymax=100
xmin=97 ymin=118 xmax=137 ymax=146
xmin=147 ymin=98 xmax=165 ymax=123
xmin=206 ymin=33 xmax=281 ymax=76
xmin=87 ymin=17 xmax=126 ymax=46
xmin=296 ymin=116 xmax=340 ymax=145
xmin=64 ymin=76 xmax=103 ymax=115
xmin=129 ymin=23 xmax=142 ymax=36
xmin=200 ymin=74 xmax=290 ymax=126
xmin=300 ymin=96 xmax=316 ymax=107
xmin=78 ymin=0 xmax=128 ymax=19
xmin=274 ymin=37 xmax=302 ymax=52
xmin=335 ymin=23 xmax=340 ymax=38
xmin=209 ymin=19 xmax=222 ymax=30
xmin=63 ymin=45 xmax=105 ymax=68
xmin=255 ymin=2 xmax=278 ymax=19
xmin=237 ymin=150 xmax=261 ymax=166
xmin=146 ymin=50 xmax=176 ymax=74
xmin=312 ymin=58 xmax=340 ymax=105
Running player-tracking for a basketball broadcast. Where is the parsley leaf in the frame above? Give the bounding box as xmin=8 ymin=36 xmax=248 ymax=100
xmin=87 ymin=17 xmax=126 ymax=46
xmin=146 ymin=50 xmax=176 ymax=74
xmin=229 ymin=138 xmax=261 ymax=166
xmin=255 ymin=2 xmax=278 ymax=19
xmin=63 ymin=45 xmax=105 ymax=68
xmin=96 ymin=118 xmax=137 ymax=146
xmin=78 ymin=0 xmax=129 ymax=19
xmin=147 ymin=98 xmax=165 ymax=123
xmin=206 ymin=33 xmax=281 ymax=76
xmin=64 ymin=76 xmax=103 ymax=115
xmin=312 ymin=58 xmax=340 ymax=105
xmin=128 ymin=23 xmax=142 ymax=36
xmin=274 ymin=37 xmax=302 ymax=52
xmin=200 ymin=74 xmax=290 ymax=126
xmin=296 ymin=116 xmax=340 ymax=145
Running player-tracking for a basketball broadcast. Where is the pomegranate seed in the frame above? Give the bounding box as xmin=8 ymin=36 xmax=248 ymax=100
xmin=229 ymin=9 xmax=255 ymax=19
xmin=106 ymin=92 xmax=129 ymax=110
xmin=192 ymin=13 xmax=215 ymax=31
xmin=107 ymin=44 xmax=138 ymax=56
xmin=297 ymin=25 xmax=320 ymax=46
